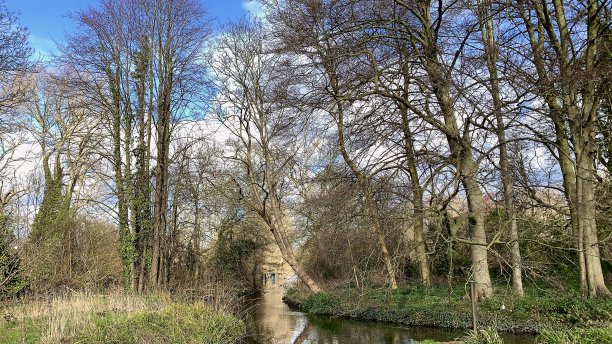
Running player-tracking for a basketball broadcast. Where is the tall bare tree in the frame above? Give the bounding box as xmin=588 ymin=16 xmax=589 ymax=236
xmin=213 ymin=20 xmax=322 ymax=292
xmin=475 ymin=0 xmax=524 ymax=296
xmin=145 ymin=0 xmax=212 ymax=288
xmin=62 ymin=0 xmax=211 ymax=290
xmin=513 ymin=0 xmax=610 ymax=297
xmin=26 ymin=71 xmax=101 ymax=288
xmin=0 ymin=0 xmax=33 ymax=114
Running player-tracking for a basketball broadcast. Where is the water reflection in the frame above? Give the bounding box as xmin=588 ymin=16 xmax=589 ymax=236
xmin=244 ymin=287 xmax=307 ymax=343
xmin=243 ymin=286 xmax=534 ymax=344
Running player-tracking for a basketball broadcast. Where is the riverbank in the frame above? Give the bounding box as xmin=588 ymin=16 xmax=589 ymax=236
xmin=283 ymin=285 xmax=611 ymax=336
xmin=246 ymin=285 xmax=478 ymax=343
xmin=0 ymin=291 xmax=245 ymax=343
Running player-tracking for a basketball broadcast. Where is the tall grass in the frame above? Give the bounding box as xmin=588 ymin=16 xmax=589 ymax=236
xmin=461 ymin=329 xmax=504 ymax=344
xmin=73 ymin=303 xmax=244 ymax=344
xmin=0 ymin=291 xmax=245 ymax=343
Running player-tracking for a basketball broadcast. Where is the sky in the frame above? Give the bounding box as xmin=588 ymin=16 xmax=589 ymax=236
xmin=5 ymin=0 xmax=261 ymax=60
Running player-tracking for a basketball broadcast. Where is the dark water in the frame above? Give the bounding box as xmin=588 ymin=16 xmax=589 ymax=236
xmin=242 ymin=286 xmax=535 ymax=344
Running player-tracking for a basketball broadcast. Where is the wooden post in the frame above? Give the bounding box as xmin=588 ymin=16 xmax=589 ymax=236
xmin=471 ymin=280 xmax=477 ymax=331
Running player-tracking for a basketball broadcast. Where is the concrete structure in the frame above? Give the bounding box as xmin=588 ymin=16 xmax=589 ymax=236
xmin=260 ymin=242 xmax=298 ymax=289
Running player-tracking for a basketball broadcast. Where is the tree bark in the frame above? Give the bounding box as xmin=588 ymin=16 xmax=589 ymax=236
xmin=399 ymin=105 xmax=430 ymax=287
xmin=518 ymin=0 xmax=610 ymax=296
xmin=330 ymin=68 xmax=398 ymax=290
xmin=412 ymin=0 xmax=494 ymax=299
xmin=268 ymin=212 xmax=322 ymax=293
xmin=477 ymin=0 xmax=523 ymax=295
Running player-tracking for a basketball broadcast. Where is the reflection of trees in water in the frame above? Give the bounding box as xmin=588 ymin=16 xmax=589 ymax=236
xmin=243 ymin=305 xmax=533 ymax=344
xmin=292 ymin=324 xmax=314 ymax=344
xmin=244 ymin=305 xmax=416 ymax=344
xmin=243 ymin=291 xmax=524 ymax=344
xmin=238 ymin=298 xmax=274 ymax=344
xmin=244 ymin=321 xmax=276 ymax=344
xmin=298 ymin=315 xmax=412 ymax=344
xmin=242 ymin=290 xmax=303 ymax=344
xmin=241 ymin=305 xmax=278 ymax=343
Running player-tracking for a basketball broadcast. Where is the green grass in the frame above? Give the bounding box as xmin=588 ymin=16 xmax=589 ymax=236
xmin=72 ymin=303 xmax=244 ymax=344
xmin=415 ymin=327 xmax=612 ymax=343
xmin=285 ymin=284 xmax=612 ymax=334
xmin=0 ymin=320 xmax=42 ymax=343
xmin=461 ymin=329 xmax=504 ymax=344
xmin=535 ymin=327 xmax=612 ymax=344
xmin=0 ymin=292 xmax=245 ymax=343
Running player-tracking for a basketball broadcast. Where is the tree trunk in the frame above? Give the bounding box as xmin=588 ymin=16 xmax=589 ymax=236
xmin=150 ymin=30 xmax=173 ymax=288
xmin=260 ymin=136 xmax=323 ymax=293
xmin=150 ymin=86 xmax=171 ymax=289
xmin=332 ymin=75 xmax=398 ymax=290
xmin=580 ymin=160 xmax=610 ymax=297
xmin=463 ymin=160 xmax=494 ymax=300
xmin=192 ymin=189 xmax=201 ymax=288
xmin=552 ymin=117 xmax=586 ymax=291
xmin=574 ymin=123 xmax=611 ymax=297
xmin=418 ymin=0 xmax=493 ymax=299
xmin=579 ymin=0 xmax=611 ymax=298
xmin=413 ymin=196 xmax=431 ymax=287
xmin=399 ymin=103 xmax=430 ymax=287
xmin=108 ymin=67 xmax=132 ymax=290
xmin=266 ymin=209 xmax=322 ymax=293
xmin=433 ymin=75 xmax=494 ymax=301
xmin=477 ymin=0 xmax=524 ymax=295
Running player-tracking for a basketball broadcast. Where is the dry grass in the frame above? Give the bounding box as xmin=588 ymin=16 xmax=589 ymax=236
xmin=1 ymin=291 xmax=194 ymax=343
xmin=0 ymin=282 xmax=246 ymax=344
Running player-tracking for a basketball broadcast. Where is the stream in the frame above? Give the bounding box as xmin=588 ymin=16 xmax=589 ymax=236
xmin=242 ymin=285 xmax=536 ymax=344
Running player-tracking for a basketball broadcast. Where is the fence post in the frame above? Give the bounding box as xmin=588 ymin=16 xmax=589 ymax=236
xmin=470 ymin=280 xmax=477 ymax=331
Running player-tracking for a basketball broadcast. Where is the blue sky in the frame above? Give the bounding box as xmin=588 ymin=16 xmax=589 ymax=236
xmin=5 ymin=0 xmax=259 ymax=60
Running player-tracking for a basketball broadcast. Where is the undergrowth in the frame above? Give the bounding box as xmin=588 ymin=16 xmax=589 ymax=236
xmin=285 ymin=284 xmax=612 ymax=334
xmin=0 ymin=291 xmax=245 ymax=343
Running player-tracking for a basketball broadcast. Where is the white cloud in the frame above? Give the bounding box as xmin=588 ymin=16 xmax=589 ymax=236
xmin=242 ymin=0 xmax=264 ymax=18
xmin=29 ymin=34 xmax=58 ymax=62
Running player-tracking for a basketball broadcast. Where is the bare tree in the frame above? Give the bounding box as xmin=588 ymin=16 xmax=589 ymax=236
xmin=474 ymin=0 xmax=524 ymax=296
xmin=26 ymin=71 xmax=101 ymax=288
xmin=513 ymin=0 xmax=611 ymax=297
xmin=61 ymin=0 xmax=212 ymax=290
xmin=0 ymin=0 xmax=34 ymax=220
xmin=0 ymin=0 xmax=33 ymax=113
xmin=212 ymin=20 xmax=322 ymax=292
xmin=145 ymin=0 xmax=212 ymax=289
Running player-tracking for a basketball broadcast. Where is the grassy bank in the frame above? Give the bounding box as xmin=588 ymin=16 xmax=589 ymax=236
xmin=420 ymin=327 xmax=612 ymax=344
xmin=0 ymin=292 xmax=245 ymax=343
xmin=284 ymin=285 xmax=611 ymax=335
